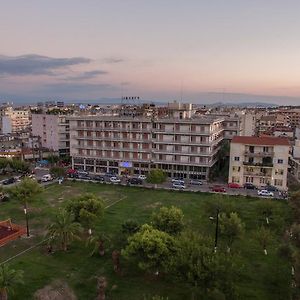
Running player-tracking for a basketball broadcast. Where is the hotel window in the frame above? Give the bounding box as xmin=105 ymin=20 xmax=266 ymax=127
xmin=274 ymin=179 xmax=283 ymax=186
xmin=234 ymin=157 xmax=240 ymax=161
xmin=278 ymin=159 xmax=284 ymax=164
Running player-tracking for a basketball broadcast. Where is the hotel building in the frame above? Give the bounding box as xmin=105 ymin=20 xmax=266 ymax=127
xmin=69 ymin=115 xmax=224 ymax=180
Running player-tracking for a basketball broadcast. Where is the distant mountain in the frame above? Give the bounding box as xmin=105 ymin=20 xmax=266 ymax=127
xmin=205 ymin=101 xmax=278 ymax=108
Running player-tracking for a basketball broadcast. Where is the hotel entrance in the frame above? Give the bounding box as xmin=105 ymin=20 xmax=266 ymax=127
xmin=119 ymin=161 xmax=133 ymax=176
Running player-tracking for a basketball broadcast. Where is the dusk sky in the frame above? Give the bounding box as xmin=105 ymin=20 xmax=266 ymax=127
xmin=1 ymin=0 xmax=300 ymax=104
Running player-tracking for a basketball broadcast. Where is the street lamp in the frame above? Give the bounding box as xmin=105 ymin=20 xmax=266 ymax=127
xmin=209 ymin=208 xmax=220 ymax=253
xmin=24 ymin=207 xmax=30 ymax=237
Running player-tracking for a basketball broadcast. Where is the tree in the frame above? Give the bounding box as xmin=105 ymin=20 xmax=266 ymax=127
xmin=9 ymin=159 xmax=30 ymax=173
xmin=151 ymin=206 xmax=184 ymax=235
xmin=0 ymin=264 xmax=24 ymax=300
xmin=122 ymin=224 xmax=176 ymax=275
xmin=291 ymin=223 xmax=300 ymax=248
xmin=8 ymin=177 xmax=43 ymax=236
xmin=170 ymin=232 xmax=239 ymax=299
xmin=121 ymin=219 xmax=140 ymax=236
xmin=146 ymin=169 xmax=167 ymax=185
xmin=47 ymin=209 xmax=82 ymax=251
xmin=256 ymin=226 xmax=271 ymax=255
xmin=66 ymin=193 xmax=104 ymax=235
xmin=256 ymin=200 xmax=275 ymax=225
xmin=289 ymin=191 xmax=300 ymax=222
xmin=86 ymin=232 xmax=110 ymax=256
xmin=50 ymin=166 xmax=65 ymax=178
xmin=219 ymin=212 xmax=244 ymax=252
xmin=204 ymin=196 xmax=234 ymax=219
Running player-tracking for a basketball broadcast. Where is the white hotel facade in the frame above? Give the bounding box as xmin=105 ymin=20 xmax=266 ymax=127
xmin=69 ymin=115 xmax=224 ymax=180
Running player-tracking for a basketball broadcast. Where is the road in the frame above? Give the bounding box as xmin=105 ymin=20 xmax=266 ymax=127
xmin=69 ymin=176 xmax=287 ymax=200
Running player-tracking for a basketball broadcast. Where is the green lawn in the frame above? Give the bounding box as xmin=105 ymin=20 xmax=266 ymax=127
xmin=0 ymin=182 xmax=293 ymax=300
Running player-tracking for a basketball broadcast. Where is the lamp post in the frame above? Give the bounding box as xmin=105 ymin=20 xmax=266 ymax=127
xmin=24 ymin=206 xmax=30 ymax=237
xmin=210 ymin=208 xmax=220 ymax=253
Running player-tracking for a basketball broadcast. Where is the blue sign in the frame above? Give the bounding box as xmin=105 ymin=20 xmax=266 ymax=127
xmin=119 ymin=161 xmax=132 ymax=168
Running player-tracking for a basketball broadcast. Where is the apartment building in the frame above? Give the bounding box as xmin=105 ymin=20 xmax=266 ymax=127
xmin=0 ymin=106 xmax=30 ymax=134
xmin=31 ymin=113 xmax=70 ymax=156
xmin=229 ymin=136 xmax=290 ymax=190
xmin=69 ymin=115 xmax=224 ymax=180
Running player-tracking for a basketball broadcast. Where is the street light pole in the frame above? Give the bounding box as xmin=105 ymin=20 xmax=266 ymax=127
xmin=24 ymin=206 xmax=30 ymax=237
xmin=214 ymin=208 xmax=220 ymax=253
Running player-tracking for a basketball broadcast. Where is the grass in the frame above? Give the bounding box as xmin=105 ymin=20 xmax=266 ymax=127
xmin=0 ymin=181 xmax=293 ymax=300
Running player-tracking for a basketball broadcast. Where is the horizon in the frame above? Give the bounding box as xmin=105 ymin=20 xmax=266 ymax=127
xmin=1 ymin=1 xmax=300 ymax=104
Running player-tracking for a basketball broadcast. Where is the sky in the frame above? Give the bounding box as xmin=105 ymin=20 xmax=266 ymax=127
xmin=1 ymin=0 xmax=300 ymax=105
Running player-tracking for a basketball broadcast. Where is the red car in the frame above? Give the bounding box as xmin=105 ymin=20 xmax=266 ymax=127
xmin=211 ymin=185 xmax=227 ymax=193
xmin=228 ymin=183 xmax=242 ymax=189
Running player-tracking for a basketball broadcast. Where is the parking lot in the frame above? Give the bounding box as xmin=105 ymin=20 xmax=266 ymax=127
xmin=67 ymin=173 xmax=287 ymax=200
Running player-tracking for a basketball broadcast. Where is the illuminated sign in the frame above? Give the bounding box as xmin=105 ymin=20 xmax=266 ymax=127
xmin=119 ymin=161 xmax=132 ymax=168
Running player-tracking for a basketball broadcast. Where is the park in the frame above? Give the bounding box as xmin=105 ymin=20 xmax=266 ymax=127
xmin=0 ymin=180 xmax=295 ymax=299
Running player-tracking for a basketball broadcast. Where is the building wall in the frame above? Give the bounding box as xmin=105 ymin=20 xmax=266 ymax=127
xmin=229 ymin=139 xmax=289 ymax=190
xmin=32 ymin=114 xmax=70 ymax=154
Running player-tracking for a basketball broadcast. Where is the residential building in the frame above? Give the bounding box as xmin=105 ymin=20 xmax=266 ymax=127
xmin=290 ymin=140 xmax=300 ymax=182
xmin=0 ymin=106 xmax=30 ymax=134
xmin=31 ymin=113 xmax=70 ymax=156
xmin=239 ymin=112 xmax=256 ymax=136
xmin=69 ymin=115 xmax=224 ymax=180
xmin=229 ymin=136 xmax=290 ymax=190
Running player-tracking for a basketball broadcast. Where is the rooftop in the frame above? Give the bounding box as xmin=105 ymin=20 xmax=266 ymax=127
xmin=232 ymin=136 xmax=290 ymax=146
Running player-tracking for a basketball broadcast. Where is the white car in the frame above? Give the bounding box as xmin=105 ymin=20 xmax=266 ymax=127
xmin=110 ymin=176 xmax=121 ymax=184
xmin=138 ymin=175 xmax=147 ymax=180
xmin=172 ymin=182 xmax=186 ymax=189
xmin=41 ymin=174 xmax=53 ymax=182
xmin=190 ymin=179 xmax=203 ymax=185
xmin=258 ymin=189 xmax=274 ymax=197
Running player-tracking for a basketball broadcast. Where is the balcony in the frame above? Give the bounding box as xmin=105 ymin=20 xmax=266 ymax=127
xmin=243 ymin=171 xmax=272 ymax=177
xmin=244 ymin=151 xmax=274 ymax=157
xmin=243 ymin=161 xmax=273 ymax=168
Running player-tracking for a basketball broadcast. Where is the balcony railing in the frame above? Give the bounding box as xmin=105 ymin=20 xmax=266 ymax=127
xmin=243 ymin=172 xmax=272 ymax=177
xmin=244 ymin=151 xmax=274 ymax=157
xmin=243 ymin=162 xmax=273 ymax=167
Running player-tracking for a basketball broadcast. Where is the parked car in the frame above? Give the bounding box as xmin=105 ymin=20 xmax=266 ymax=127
xmin=172 ymin=177 xmax=184 ymax=183
xmin=105 ymin=172 xmax=116 ymax=178
xmin=77 ymin=170 xmax=89 ymax=177
xmin=211 ymin=185 xmax=226 ymax=193
xmin=228 ymin=183 xmax=242 ymax=189
xmin=2 ymin=178 xmax=16 ymax=185
xmin=172 ymin=179 xmax=185 ymax=185
xmin=93 ymin=175 xmax=105 ymax=182
xmin=258 ymin=189 xmax=274 ymax=197
xmin=78 ymin=174 xmax=91 ymax=180
xmin=190 ymin=179 xmax=203 ymax=185
xmin=110 ymin=176 xmax=121 ymax=184
xmin=127 ymin=177 xmax=143 ymax=185
xmin=244 ymin=183 xmax=256 ymax=190
xmin=41 ymin=174 xmax=53 ymax=182
xmin=263 ymin=185 xmax=278 ymax=192
xmin=138 ymin=175 xmax=147 ymax=180
xmin=172 ymin=182 xmax=186 ymax=189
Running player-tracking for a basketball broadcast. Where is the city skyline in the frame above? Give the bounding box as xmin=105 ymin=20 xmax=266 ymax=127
xmin=1 ymin=0 xmax=300 ymax=104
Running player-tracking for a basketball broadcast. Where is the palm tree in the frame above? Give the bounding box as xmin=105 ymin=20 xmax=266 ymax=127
xmin=0 ymin=264 xmax=24 ymax=300
xmin=86 ymin=232 xmax=110 ymax=256
xmin=47 ymin=210 xmax=82 ymax=252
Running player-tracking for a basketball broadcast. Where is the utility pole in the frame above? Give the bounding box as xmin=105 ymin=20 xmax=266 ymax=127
xmin=214 ymin=208 xmax=220 ymax=253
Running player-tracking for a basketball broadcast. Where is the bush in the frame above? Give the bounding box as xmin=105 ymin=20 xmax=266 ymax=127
xmin=146 ymin=169 xmax=167 ymax=184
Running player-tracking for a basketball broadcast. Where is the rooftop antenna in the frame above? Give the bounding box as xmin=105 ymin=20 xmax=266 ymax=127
xmin=180 ymin=79 xmax=183 ymax=102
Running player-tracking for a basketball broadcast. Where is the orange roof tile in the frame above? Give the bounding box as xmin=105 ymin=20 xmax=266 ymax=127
xmin=232 ymin=136 xmax=290 ymax=146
